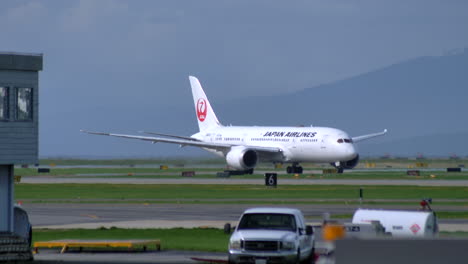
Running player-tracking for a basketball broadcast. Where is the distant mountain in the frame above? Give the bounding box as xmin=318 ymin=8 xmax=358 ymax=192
xmin=42 ymin=49 xmax=468 ymax=157
xmin=215 ymin=48 xmax=468 ymax=157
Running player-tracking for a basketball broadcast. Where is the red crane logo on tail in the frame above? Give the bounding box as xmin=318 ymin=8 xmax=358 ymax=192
xmin=196 ymin=98 xmax=207 ymax=122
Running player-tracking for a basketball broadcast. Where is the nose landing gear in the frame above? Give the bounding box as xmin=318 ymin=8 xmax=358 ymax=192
xmin=286 ymin=163 xmax=303 ymax=174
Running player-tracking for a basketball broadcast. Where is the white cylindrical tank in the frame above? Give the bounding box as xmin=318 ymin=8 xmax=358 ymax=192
xmin=352 ymin=209 xmax=438 ymax=238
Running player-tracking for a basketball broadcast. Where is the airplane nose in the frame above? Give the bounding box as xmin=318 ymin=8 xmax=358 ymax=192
xmin=344 ymin=144 xmax=357 ymax=159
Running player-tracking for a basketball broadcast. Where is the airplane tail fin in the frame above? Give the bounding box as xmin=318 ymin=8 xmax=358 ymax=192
xmin=189 ymin=76 xmax=222 ymax=132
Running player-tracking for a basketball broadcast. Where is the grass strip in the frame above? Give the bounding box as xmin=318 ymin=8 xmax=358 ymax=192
xmin=16 ymin=167 xmax=468 ymax=180
xmin=438 ymin=231 xmax=468 ymax=238
xmin=38 ymin=158 xmax=227 ymax=166
xmin=33 ymin=228 xmax=229 ymax=252
xmin=16 ymin=199 xmax=468 ymax=208
xmin=15 ymin=184 xmax=468 ymax=200
xmin=436 ymin=211 xmax=468 ymax=219
xmin=15 ymin=168 xmax=223 ymax=176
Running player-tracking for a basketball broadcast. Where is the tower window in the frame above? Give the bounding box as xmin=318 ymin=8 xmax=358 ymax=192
xmin=0 ymin=87 xmax=8 ymax=120
xmin=17 ymin=87 xmax=33 ymax=121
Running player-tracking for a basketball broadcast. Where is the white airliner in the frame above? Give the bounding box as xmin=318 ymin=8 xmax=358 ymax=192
xmin=82 ymin=76 xmax=387 ymax=174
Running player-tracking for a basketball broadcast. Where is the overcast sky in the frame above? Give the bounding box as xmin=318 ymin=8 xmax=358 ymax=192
xmin=1 ymin=0 xmax=467 ymax=156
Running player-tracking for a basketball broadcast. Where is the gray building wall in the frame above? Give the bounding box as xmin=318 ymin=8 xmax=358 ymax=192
xmin=0 ymin=52 xmax=42 ymax=165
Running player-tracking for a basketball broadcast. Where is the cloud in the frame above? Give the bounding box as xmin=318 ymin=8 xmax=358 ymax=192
xmin=3 ymin=1 xmax=48 ymax=25
xmin=0 ymin=1 xmax=48 ymax=36
xmin=59 ymin=0 xmax=128 ymax=32
xmin=0 ymin=1 xmax=52 ymax=52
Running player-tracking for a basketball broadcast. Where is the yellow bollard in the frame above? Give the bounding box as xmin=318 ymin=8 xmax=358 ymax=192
xmin=323 ymin=224 xmax=346 ymax=241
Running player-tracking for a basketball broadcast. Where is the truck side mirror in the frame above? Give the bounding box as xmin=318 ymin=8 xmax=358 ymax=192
xmin=306 ymin=225 xmax=314 ymax=235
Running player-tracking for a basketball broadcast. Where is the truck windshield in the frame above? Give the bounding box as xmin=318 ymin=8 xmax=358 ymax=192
xmin=238 ymin=213 xmax=296 ymax=232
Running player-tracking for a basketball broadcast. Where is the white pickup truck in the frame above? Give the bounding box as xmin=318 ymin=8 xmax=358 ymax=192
xmin=228 ymin=207 xmax=315 ymax=264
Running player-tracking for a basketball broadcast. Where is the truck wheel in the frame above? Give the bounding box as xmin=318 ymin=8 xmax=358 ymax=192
xmin=228 ymin=253 xmax=236 ymax=264
xmin=301 ymin=250 xmax=315 ymax=264
xmin=311 ymin=247 xmax=316 ymax=264
xmin=295 ymin=249 xmax=301 ymax=264
xmin=300 ymin=248 xmax=315 ymax=264
xmin=28 ymin=226 xmax=32 ymax=248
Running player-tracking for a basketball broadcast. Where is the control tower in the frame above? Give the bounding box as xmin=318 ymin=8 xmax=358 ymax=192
xmin=0 ymin=52 xmax=42 ymax=261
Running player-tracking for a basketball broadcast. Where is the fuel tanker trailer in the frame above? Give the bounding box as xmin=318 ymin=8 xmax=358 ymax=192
xmin=352 ymin=209 xmax=438 ymax=238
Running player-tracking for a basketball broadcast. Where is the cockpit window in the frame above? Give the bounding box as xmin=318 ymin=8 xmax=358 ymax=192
xmin=337 ymin=139 xmax=344 ymax=143
xmin=337 ymin=138 xmax=353 ymax=144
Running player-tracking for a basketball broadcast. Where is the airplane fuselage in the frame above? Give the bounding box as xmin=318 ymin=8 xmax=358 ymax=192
xmin=192 ymin=126 xmax=357 ymax=164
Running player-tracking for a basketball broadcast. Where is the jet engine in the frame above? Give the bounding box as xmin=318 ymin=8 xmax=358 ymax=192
xmin=226 ymin=146 xmax=258 ymax=170
xmin=331 ymin=154 xmax=360 ymax=170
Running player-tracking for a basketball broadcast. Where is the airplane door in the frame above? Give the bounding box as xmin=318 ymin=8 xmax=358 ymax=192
xmin=290 ymin=138 xmax=298 ymax=151
xmin=321 ymin=135 xmax=329 ymax=150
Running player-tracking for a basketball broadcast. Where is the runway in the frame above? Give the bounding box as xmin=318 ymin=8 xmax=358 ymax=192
xmin=25 ymin=203 xmax=468 ymax=231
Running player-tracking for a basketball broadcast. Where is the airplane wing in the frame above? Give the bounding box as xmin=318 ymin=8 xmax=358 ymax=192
xmin=139 ymin=131 xmax=201 ymax=142
xmin=81 ymin=130 xmax=282 ymax=153
xmin=352 ymin=129 xmax=387 ymax=143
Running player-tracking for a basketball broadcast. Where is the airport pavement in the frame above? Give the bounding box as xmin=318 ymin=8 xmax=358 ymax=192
xmin=32 ymin=220 xmax=468 ymax=232
xmin=22 ymin=203 xmax=436 ymax=227
xmin=26 ymin=198 xmax=468 ymax=263
xmin=24 ymin=203 xmax=468 ymax=231
xmin=20 ymin=176 xmax=468 ymax=186
xmin=21 ymin=170 xmax=468 ymax=263
xmin=34 ymin=249 xmax=227 ymax=264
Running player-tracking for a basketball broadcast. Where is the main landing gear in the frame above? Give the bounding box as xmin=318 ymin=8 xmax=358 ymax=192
xmin=286 ymin=163 xmax=303 ymax=174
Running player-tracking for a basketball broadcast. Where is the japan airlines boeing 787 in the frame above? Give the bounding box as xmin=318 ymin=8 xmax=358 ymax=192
xmin=82 ymin=76 xmax=387 ymax=174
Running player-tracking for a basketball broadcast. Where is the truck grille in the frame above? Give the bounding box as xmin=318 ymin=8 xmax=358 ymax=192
xmin=243 ymin=240 xmax=279 ymax=251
